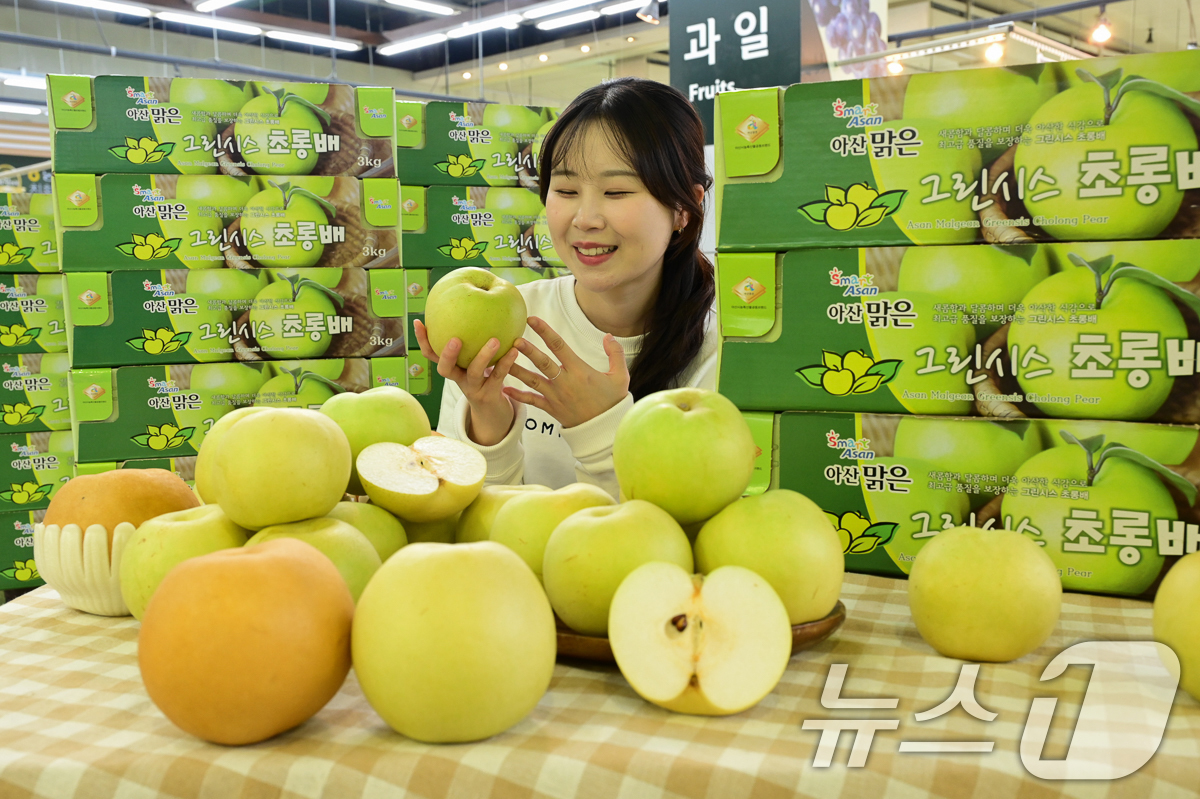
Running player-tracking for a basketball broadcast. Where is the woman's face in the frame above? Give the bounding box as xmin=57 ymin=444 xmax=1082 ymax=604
xmin=545 ymin=124 xmax=682 ymax=296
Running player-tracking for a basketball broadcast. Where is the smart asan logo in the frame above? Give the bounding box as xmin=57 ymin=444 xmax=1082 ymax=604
xmin=448 ymin=111 xmax=476 ymax=128
xmin=450 ymin=195 xmax=478 ymax=212
xmin=362 ymin=105 xmax=389 ymax=120
xmin=146 ymin=377 xmax=181 ymax=394
xmin=141 ymin=279 xmax=176 ymax=297
xmin=124 ymin=87 xmax=159 ymax=105
xmin=368 ymin=196 xmax=393 ymax=210
xmin=131 ymin=184 xmax=166 ymax=203
xmin=825 ymin=429 xmax=875 ymax=461
xmin=828 ymin=267 xmax=879 ymax=297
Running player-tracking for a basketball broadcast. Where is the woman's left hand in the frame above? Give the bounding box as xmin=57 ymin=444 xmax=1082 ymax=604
xmin=503 ymin=317 xmax=631 ymax=429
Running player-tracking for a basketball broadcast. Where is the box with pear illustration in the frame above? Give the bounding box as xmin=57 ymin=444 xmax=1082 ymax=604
xmin=64 ymin=267 xmax=407 ymax=368
xmin=715 ymin=49 xmax=1200 ymax=251
xmin=401 ymin=185 xmax=566 ymax=273
xmin=53 ymin=174 xmax=399 ymax=272
xmin=48 ymin=76 xmax=396 ymax=177
xmin=0 ymin=508 xmax=45 ymax=591
xmin=1 ymin=192 xmax=59 ymax=274
xmin=75 ymin=455 xmax=196 ymax=486
xmin=70 ymin=357 xmax=411 ymax=464
xmin=0 ymin=274 xmax=66 ymax=354
xmin=395 ymin=100 xmax=557 ymax=188
xmin=718 ymin=238 xmax=1200 ymax=425
xmin=764 ymin=410 xmax=1200 ymax=599
xmin=0 ymin=353 xmax=70 ymax=434
xmin=0 ymin=432 xmax=73 ymax=514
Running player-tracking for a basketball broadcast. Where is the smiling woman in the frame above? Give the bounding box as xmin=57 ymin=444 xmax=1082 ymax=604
xmin=412 ymin=78 xmax=718 ymax=499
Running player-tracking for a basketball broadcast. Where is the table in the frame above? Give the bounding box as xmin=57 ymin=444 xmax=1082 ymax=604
xmin=1 ymin=572 xmax=1196 ymax=799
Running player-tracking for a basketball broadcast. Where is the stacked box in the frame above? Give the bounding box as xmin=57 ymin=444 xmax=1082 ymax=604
xmin=0 ymin=274 xmax=67 ymax=354
xmin=0 ymin=508 xmax=45 ymax=591
xmin=714 ymin=49 xmax=1200 ymax=597
xmin=0 ymin=430 xmax=72 ymax=591
xmin=1 ymin=192 xmax=58 ymax=274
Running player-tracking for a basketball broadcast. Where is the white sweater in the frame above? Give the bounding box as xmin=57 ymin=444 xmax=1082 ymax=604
xmin=437 ymin=276 xmax=719 ymax=499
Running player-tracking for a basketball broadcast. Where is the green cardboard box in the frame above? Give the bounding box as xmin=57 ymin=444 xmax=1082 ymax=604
xmin=718 ymin=238 xmax=1200 ymax=424
xmin=1 ymin=192 xmax=58 ymax=273
xmin=54 ymin=174 xmax=399 ymax=272
xmin=0 ymin=432 xmax=73 ymax=513
xmin=401 ymin=185 xmax=565 ymax=272
xmin=0 ymin=274 xmax=67 ymax=354
xmin=767 ymin=410 xmax=1200 ymax=598
xmin=715 ymin=50 xmax=1200 ymax=251
xmin=76 ymin=455 xmax=197 ymax=486
xmin=0 ymin=508 xmax=45 ymax=591
xmin=0 ymin=353 xmax=70 ymax=433
xmin=395 ymin=100 xmax=556 ymax=187
xmin=65 ymin=267 xmax=407 ymax=368
xmin=49 ymin=76 xmax=396 ymax=178
xmin=70 ymin=357 xmax=410 ymax=463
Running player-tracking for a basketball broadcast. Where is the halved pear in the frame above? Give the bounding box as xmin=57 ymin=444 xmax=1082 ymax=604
xmin=358 ymin=438 xmax=487 ymax=522
xmin=609 ymin=562 xmax=792 ymax=716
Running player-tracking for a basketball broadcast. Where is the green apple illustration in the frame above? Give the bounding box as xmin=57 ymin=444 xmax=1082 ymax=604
xmin=1036 ymin=419 xmax=1199 ymax=466
xmin=1042 ymin=240 xmax=1200 ymax=283
xmin=531 ymin=119 xmax=555 ymax=173
xmin=1015 ymin=68 xmax=1200 ymax=240
xmin=867 ymin=117 xmax=983 ymax=245
xmin=171 ymin=78 xmax=254 ymax=117
xmin=1002 ymin=431 xmax=1195 ymax=594
xmin=149 ymin=85 xmax=219 ymax=175
xmin=271 ymin=358 xmax=344 ymax=381
xmin=254 ymin=367 xmax=342 ymax=409
xmin=240 ymin=182 xmax=336 ymax=268
xmin=12 ymin=193 xmax=57 ymax=273
xmin=903 ymin=69 xmax=1056 ymax=161
xmin=532 ymin=219 xmax=564 ymax=268
xmin=190 ymin=362 xmax=269 ymax=408
xmin=167 ymin=293 xmax=234 ymax=363
xmin=897 ymin=245 xmax=1050 ymax=338
xmin=1008 ymin=254 xmax=1198 ymax=420
xmin=251 ymin=81 xmax=330 ymax=105
xmin=863 ymin=291 xmax=977 ymax=415
xmin=22 ymin=274 xmax=67 ymax=352
xmin=1053 ymin=51 xmax=1200 ymax=94
xmin=862 ymin=457 xmax=971 ymax=574
xmin=894 ymin=417 xmax=1041 ymax=508
xmin=483 ymin=187 xmax=544 ymax=222
xmin=185 ymin=267 xmax=269 ymax=305
xmin=157 ymin=187 xmax=224 ymax=265
xmin=235 ymin=89 xmax=332 ymax=175
xmin=175 ymin=175 xmax=257 ymax=225
xmin=468 ymin=105 xmax=543 ymax=186
xmin=473 ymin=220 xmax=522 ymax=267
xmin=248 ymin=274 xmax=344 ymax=359
xmin=269 ymin=267 xmax=342 ymax=288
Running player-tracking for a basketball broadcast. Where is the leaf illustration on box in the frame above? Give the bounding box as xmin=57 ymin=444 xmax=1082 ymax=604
xmin=115 ymin=233 xmax=182 ymax=261
xmin=796 ymin=350 xmax=902 ymax=396
xmin=108 ymin=137 xmax=175 ymax=165
xmin=799 ymin=183 xmax=906 ymax=231
xmin=1 ymin=559 xmax=38 ymax=582
xmin=0 ymin=324 xmax=40 ymax=346
xmin=127 ymin=328 xmax=188 ymax=354
xmin=131 ymin=423 xmax=196 ymax=451
xmin=436 ymin=237 xmax=488 ymax=261
xmin=0 ymin=243 xmax=34 ymax=267
xmin=826 ymin=511 xmax=897 ymax=555
xmin=1 ymin=403 xmax=45 ymax=426
xmin=0 ymin=482 xmax=50 ymax=505
xmin=433 ymin=154 xmax=485 ymax=178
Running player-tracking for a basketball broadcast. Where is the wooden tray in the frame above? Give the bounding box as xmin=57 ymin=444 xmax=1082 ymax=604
xmin=556 ymin=600 xmax=846 ymax=663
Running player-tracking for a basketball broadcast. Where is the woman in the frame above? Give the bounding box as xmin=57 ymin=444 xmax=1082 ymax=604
xmin=413 ymin=77 xmax=718 ymax=499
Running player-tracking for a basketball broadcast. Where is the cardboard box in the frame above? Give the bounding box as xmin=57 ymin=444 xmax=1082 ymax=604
xmin=54 ymin=174 xmax=399 ymax=272
xmin=48 ymin=76 xmax=396 ymax=177
xmin=0 ymin=508 xmax=44 ymax=591
xmin=1 ymin=192 xmax=58 ymax=273
xmin=65 ymin=267 xmax=407 ymax=368
xmin=767 ymin=411 xmax=1200 ymax=598
xmin=70 ymin=357 xmax=410 ymax=463
xmin=395 ymin=101 xmax=555 ymax=187
xmin=75 ymin=455 xmax=196 ymax=485
xmin=0 ymin=353 xmax=71 ymax=433
xmin=718 ymin=239 xmax=1200 ymax=424
xmin=401 ymin=185 xmax=563 ymax=271
xmin=0 ymin=274 xmax=67 ymax=354
xmin=0 ymin=432 xmax=73 ymax=513
xmin=715 ymin=50 xmax=1200 ymax=251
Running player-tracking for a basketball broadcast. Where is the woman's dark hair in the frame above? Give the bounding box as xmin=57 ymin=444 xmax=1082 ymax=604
xmin=537 ymin=77 xmax=715 ymax=400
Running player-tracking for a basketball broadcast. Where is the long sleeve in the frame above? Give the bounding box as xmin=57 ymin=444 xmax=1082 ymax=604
xmin=436 ymin=377 xmax=526 ymax=486
xmin=558 ymin=393 xmax=634 ymax=499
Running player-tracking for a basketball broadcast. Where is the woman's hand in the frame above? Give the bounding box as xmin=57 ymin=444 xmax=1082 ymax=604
xmin=503 ymin=317 xmax=631 ymax=429
xmin=412 ymin=318 xmax=519 ymax=446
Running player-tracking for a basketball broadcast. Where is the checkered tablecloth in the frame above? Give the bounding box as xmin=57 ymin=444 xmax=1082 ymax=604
xmin=0 ymin=572 xmax=1196 ymax=799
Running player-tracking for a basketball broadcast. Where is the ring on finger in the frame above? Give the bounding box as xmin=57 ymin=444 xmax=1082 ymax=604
xmin=546 ymin=361 xmax=563 ymax=380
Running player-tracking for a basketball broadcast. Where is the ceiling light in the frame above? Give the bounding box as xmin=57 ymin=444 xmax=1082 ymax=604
xmin=886 ymin=60 xmax=904 ymax=75
xmin=194 ymin=0 xmax=245 ymax=12
xmin=155 ymin=12 xmax=262 ymax=35
xmin=602 ymin=0 xmax=645 ymax=14
xmin=384 ymin=0 xmax=458 ymax=16
xmin=524 ymin=0 xmax=601 ymax=20
xmin=626 ymin=36 xmax=636 ymax=42
xmin=45 ymin=0 xmax=151 ymax=17
xmin=3 ymin=74 xmax=47 ymax=91
xmin=265 ymin=30 xmax=362 ymax=51
xmin=984 ymin=42 xmax=1005 ymax=62
xmin=377 ymin=32 xmax=448 ymax=56
xmin=446 ymin=14 xmax=523 ymax=38
xmin=499 ymin=62 xmax=509 ymax=70
xmin=581 ymin=44 xmax=591 ymax=52
xmin=0 ymin=102 xmax=44 ymax=116
xmin=462 ymin=71 xmax=472 ymax=79
xmin=1091 ymin=5 xmax=1112 ymax=43
xmin=635 ymin=0 xmax=660 ymax=24
xmin=537 ymin=10 xmax=600 ymax=30
xmin=538 ymin=53 xmax=549 ymax=61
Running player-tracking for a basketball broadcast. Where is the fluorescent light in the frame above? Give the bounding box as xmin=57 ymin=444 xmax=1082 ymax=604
xmin=446 ymin=14 xmax=523 ymax=38
xmin=266 ymin=30 xmax=362 ymax=51
xmin=524 ymin=0 xmax=599 ymax=20
xmin=377 ymin=32 xmax=448 ymax=56
xmin=384 ymin=0 xmax=457 ymax=15
xmin=536 ymin=10 xmax=599 ymax=30
xmin=601 ymin=0 xmax=643 ymax=15
xmin=194 ymin=0 xmax=245 ymax=11
xmin=46 ymin=0 xmax=151 ymax=17
xmin=3 ymin=75 xmax=47 ymax=90
xmin=155 ymin=12 xmax=262 ymax=35
xmin=0 ymin=103 xmax=44 ymax=116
